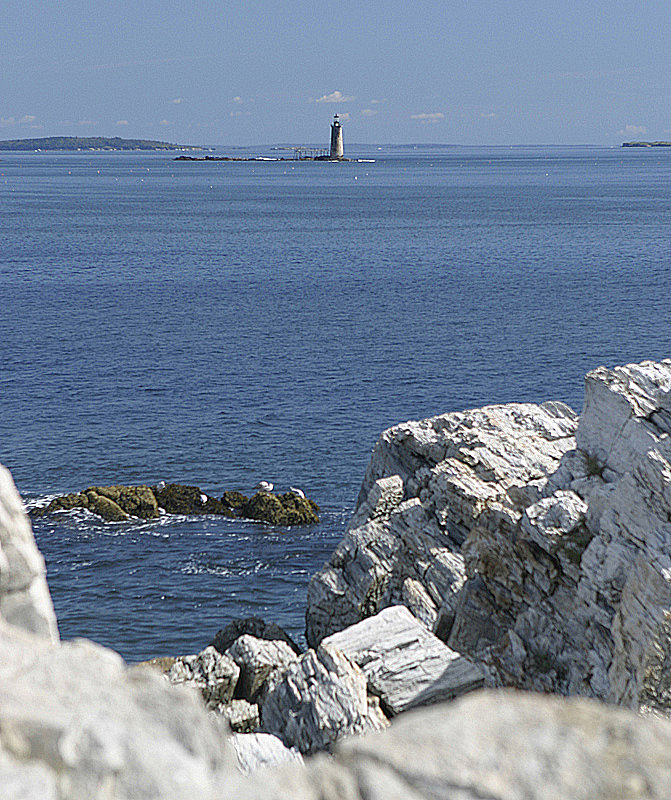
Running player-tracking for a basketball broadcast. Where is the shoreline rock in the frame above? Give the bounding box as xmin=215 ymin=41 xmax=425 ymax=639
xmin=30 ymin=482 xmax=320 ymax=526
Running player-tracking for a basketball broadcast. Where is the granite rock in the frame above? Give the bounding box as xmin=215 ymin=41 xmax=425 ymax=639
xmin=220 ymin=699 xmax=260 ymax=733
xmin=261 ymin=643 xmax=388 ymax=754
xmin=323 ymin=605 xmax=485 ymax=715
xmin=226 ymin=634 xmax=299 ymax=702
xmin=306 ymin=401 xmax=577 ymax=646
xmin=230 ymin=732 xmax=303 ymax=775
xmin=230 ymin=690 xmax=671 ymax=800
xmin=167 ymin=646 xmax=240 ymax=709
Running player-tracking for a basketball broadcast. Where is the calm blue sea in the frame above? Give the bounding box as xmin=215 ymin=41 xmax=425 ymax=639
xmin=1 ymin=144 xmax=669 ymax=661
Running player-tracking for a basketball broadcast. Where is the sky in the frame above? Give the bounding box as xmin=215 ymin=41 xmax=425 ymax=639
xmin=2 ymin=0 xmax=670 ymax=146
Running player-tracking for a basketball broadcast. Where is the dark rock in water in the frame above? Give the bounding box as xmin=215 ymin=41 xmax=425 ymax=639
xmin=222 ymin=490 xmax=248 ymax=510
xmin=30 ymin=482 xmax=318 ymax=525
xmin=152 ymin=483 xmax=233 ymax=516
xmin=240 ymin=492 xmax=319 ymax=526
xmin=210 ymin=617 xmax=302 ymax=655
xmin=31 ymin=484 xmax=159 ymax=521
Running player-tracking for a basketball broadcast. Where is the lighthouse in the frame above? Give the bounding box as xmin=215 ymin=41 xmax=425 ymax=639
xmin=330 ymin=114 xmax=344 ymax=159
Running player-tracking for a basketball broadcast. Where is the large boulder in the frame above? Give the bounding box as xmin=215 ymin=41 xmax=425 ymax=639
xmin=323 ymin=605 xmax=485 ymax=715
xmin=306 ymin=401 xmax=577 ymax=646
xmin=261 ymin=643 xmax=388 ymax=754
xmin=0 ymin=620 xmax=238 ymax=799
xmin=225 ymin=634 xmax=299 ymax=702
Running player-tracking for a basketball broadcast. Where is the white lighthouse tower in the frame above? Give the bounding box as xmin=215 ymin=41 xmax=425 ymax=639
xmin=330 ymin=114 xmax=344 ymax=159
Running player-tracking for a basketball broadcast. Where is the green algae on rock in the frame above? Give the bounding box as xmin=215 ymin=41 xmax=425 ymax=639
xmin=238 ymin=491 xmax=320 ymax=526
xmin=31 ymin=483 xmax=319 ymax=525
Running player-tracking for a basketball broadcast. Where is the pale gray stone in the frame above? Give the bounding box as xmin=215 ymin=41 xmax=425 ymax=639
xmin=219 ymin=699 xmax=260 ymax=733
xmin=225 ymin=634 xmax=298 ymax=701
xmin=231 ymin=690 xmax=671 ymax=800
xmin=0 ymin=465 xmax=58 ymax=641
xmin=231 ymin=732 xmax=303 ymax=775
xmin=261 ymin=643 xmax=388 ymax=754
xmin=167 ymin=645 xmax=240 ymax=709
xmin=306 ymin=401 xmax=577 ymax=647
xmin=323 ymin=605 xmax=485 ymax=715
xmin=0 ymin=619 xmax=238 ymax=799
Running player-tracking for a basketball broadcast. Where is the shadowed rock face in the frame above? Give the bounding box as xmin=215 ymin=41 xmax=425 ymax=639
xmin=154 ymin=483 xmax=233 ymax=516
xmin=210 ymin=617 xmax=302 ymax=655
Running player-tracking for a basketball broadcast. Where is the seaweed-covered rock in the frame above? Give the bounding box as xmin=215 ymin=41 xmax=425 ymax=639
xmin=222 ymin=490 xmax=248 ymax=510
xmin=240 ymin=492 xmax=319 ymax=526
xmin=154 ymin=483 xmax=233 ymax=516
xmin=210 ymin=617 xmax=301 ymax=655
xmin=32 ymin=484 xmax=159 ymax=521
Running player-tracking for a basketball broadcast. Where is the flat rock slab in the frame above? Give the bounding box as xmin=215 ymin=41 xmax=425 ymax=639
xmin=323 ymin=605 xmax=485 ymax=715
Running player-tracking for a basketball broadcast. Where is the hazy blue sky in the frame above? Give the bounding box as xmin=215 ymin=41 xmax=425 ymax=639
xmin=3 ymin=1 xmax=670 ymax=145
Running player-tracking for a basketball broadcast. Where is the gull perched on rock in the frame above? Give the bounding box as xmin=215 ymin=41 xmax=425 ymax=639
xmin=289 ymin=486 xmax=305 ymax=498
xmin=253 ymin=481 xmax=273 ymax=494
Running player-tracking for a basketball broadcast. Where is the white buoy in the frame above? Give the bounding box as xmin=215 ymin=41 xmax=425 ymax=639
xmin=289 ymin=486 xmax=305 ymax=498
xmin=253 ymin=481 xmax=273 ymax=493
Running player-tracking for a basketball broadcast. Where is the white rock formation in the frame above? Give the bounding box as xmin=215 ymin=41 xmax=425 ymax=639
xmin=167 ymin=645 xmax=240 ymax=709
xmin=323 ymin=605 xmax=485 ymax=715
xmin=307 ymin=359 xmax=671 ymax=711
xmin=225 ymin=634 xmax=298 ymax=702
xmin=0 ymin=619 xmax=238 ymax=799
xmin=261 ymin=643 xmax=388 ymax=754
xmin=0 ymin=464 xmax=58 ymax=641
xmin=306 ymin=401 xmax=578 ymax=646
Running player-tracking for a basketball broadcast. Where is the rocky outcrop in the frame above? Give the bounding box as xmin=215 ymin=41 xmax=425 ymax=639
xmin=230 ymin=732 xmax=303 ymax=775
xmin=33 ymin=484 xmax=161 ymax=521
xmin=261 ymin=643 xmax=388 ymax=754
xmin=0 ymin=465 xmax=58 ymax=641
xmin=211 ymin=616 xmax=302 ymax=655
xmin=307 ymin=358 xmax=671 ymax=712
xmin=450 ymin=359 xmax=671 ymax=707
xmin=166 ymin=646 xmax=240 ymax=710
xmin=32 ymin=483 xmax=320 ymax=525
xmin=306 ymin=401 xmax=577 ymax=646
xmin=323 ymin=605 xmax=485 ymax=715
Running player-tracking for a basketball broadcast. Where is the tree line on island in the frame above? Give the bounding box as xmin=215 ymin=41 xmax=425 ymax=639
xmin=0 ymin=136 xmax=203 ymax=151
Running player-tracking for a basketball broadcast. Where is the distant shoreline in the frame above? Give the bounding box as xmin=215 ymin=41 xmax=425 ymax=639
xmin=0 ymin=136 xmax=204 ymax=152
xmin=622 ymin=141 xmax=671 ymax=148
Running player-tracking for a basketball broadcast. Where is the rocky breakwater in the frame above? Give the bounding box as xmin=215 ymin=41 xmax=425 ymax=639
xmin=306 ymin=358 xmax=671 ymax=712
xmin=32 ymin=483 xmax=319 ymax=525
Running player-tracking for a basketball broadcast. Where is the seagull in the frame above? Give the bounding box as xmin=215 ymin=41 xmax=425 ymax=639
xmin=289 ymin=486 xmax=305 ymax=498
xmin=253 ymin=481 xmax=273 ymax=494
xmin=156 ymin=480 xmax=166 ymax=490
xmin=200 ymin=493 xmax=208 ymax=504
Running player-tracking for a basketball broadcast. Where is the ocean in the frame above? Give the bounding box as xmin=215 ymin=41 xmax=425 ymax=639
xmin=1 ymin=144 xmax=669 ymax=661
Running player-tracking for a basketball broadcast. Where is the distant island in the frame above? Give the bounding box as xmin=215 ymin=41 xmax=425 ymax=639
xmin=0 ymin=136 xmax=204 ymax=152
xmin=622 ymin=141 xmax=671 ymax=148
